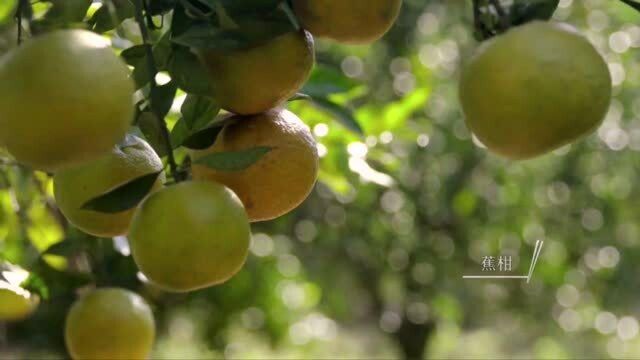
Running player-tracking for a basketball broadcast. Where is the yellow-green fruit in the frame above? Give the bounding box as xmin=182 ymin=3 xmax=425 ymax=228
xmin=192 ymin=109 xmax=318 ymax=222
xmin=65 ymin=288 xmax=155 ymax=360
xmin=197 ymin=31 xmax=314 ymax=115
xmin=0 ymin=30 xmax=134 ymax=172
xmin=459 ymin=21 xmax=612 ymax=160
xmin=0 ymin=282 xmax=39 ymax=321
xmin=292 ymin=0 xmax=402 ymax=44
xmin=53 ymin=136 xmax=164 ymax=238
xmin=129 ymin=181 xmax=251 ymax=292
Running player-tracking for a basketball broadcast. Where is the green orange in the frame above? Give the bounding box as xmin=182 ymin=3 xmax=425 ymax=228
xmin=53 ymin=136 xmax=165 ymax=237
xmin=65 ymin=288 xmax=155 ymax=360
xmin=459 ymin=21 xmax=612 ymax=159
xmin=129 ymin=181 xmax=251 ymax=292
xmin=0 ymin=29 xmax=134 ymax=171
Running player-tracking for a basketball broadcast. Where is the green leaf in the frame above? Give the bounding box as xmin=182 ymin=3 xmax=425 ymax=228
xmin=168 ymin=46 xmax=213 ymax=95
xmin=171 ymin=95 xmax=221 ymax=149
xmin=303 ymin=65 xmax=360 ymax=97
xmin=182 ymin=124 xmax=224 ymax=150
xmin=81 ymin=171 xmax=163 ymax=213
xmin=181 ymin=95 xmax=219 ymax=129
xmin=88 ymin=0 xmax=135 ymax=33
xmin=194 ymin=146 xmax=272 ymax=171
xmin=30 ymin=0 xmax=92 ymax=32
xmin=171 ymin=16 xmax=295 ymax=51
xmin=310 ymin=97 xmax=364 ymax=135
xmin=137 ymin=111 xmax=167 ymax=156
xmin=146 ymin=0 xmax=177 ymax=15
xmin=121 ymin=45 xmax=147 ymax=65
xmin=619 ymin=0 xmax=640 ymax=12
xmin=22 ymin=272 xmax=49 ymax=301
xmin=126 ymin=34 xmax=174 ymax=89
xmin=509 ymin=0 xmax=560 ymax=26
xmin=151 ymin=81 xmax=178 ymax=119
xmin=43 ymin=240 xmax=86 ymax=257
xmin=197 ymin=0 xmax=283 ymax=15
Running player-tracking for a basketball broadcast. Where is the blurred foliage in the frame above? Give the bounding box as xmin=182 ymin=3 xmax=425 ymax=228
xmin=3 ymin=0 xmax=640 ymax=359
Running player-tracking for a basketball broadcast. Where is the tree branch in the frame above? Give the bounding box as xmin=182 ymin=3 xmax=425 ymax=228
xmin=132 ymin=0 xmax=181 ymax=182
xmin=15 ymin=0 xmax=27 ymax=45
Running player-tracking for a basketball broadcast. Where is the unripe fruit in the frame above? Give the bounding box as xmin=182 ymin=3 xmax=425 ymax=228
xmin=459 ymin=21 xmax=612 ymax=159
xmin=53 ymin=136 xmax=164 ymax=237
xmin=0 ymin=283 xmax=39 ymax=322
xmin=129 ymin=181 xmax=251 ymax=292
xmin=65 ymin=288 xmax=155 ymax=360
xmin=0 ymin=30 xmax=134 ymax=171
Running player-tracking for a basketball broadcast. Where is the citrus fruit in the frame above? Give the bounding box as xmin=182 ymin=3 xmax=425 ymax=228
xmin=459 ymin=21 xmax=612 ymax=159
xmin=191 ymin=109 xmax=319 ymax=222
xmin=292 ymin=0 xmax=402 ymax=44
xmin=129 ymin=181 xmax=251 ymax=292
xmin=0 ymin=29 xmax=134 ymax=172
xmin=65 ymin=288 xmax=155 ymax=360
xmin=0 ymin=284 xmax=39 ymax=321
xmin=197 ymin=30 xmax=314 ymax=115
xmin=53 ymin=136 xmax=165 ymax=238
xmin=0 ymin=263 xmax=39 ymax=322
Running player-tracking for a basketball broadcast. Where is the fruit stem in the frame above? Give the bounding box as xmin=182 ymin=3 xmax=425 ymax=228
xmin=132 ymin=0 xmax=182 ymax=182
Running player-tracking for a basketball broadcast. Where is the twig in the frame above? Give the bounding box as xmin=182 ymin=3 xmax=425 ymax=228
xmin=15 ymin=0 xmax=27 ymax=45
xmin=131 ymin=0 xmax=180 ymax=181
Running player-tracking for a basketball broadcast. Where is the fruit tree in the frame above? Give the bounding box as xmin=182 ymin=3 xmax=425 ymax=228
xmin=3 ymin=0 xmax=640 ymax=358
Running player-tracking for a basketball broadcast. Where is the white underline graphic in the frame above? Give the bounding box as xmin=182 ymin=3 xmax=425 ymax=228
xmin=462 ymin=240 xmax=544 ymax=282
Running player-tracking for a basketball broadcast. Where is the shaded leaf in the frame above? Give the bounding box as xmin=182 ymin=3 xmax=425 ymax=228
xmin=81 ymin=171 xmax=162 ymax=213
xmin=303 ymin=65 xmax=360 ymax=97
xmin=310 ymin=97 xmax=364 ymax=135
xmin=137 ymin=111 xmax=167 ymax=157
xmin=168 ymin=46 xmax=212 ymax=95
xmin=30 ymin=0 xmax=91 ymax=32
xmin=43 ymin=240 xmax=86 ymax=257
xmin=509 ymin=0 xmax=560 ymax=26
xmin=182 ymin=124 xmax=224 ymax=150
xmin=171 ymin=16 xmax=295 ymax=51
xmin=195 ymin=146 xmax=272 ymax=171
xmin=619 ymin=0 xmax=640 ymax=12
xmin=196 ymin=0 xmax=282 ymax=15
xmin=88 ymin=0 xmax=135 ymax=33
xmin=151 ymin=81 xmax=178 ymax=119
xmin=181 ymin=95 xmax=219 ymax=129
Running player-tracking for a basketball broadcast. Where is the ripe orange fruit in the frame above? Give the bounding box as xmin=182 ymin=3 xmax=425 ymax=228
xmin=129 ymin=181 xmax=251 ymax=292
xmin=197 ymin=31 xmax=314 ymax=115
xmin=459 ymin=21 xmax=612 ymax=159
xmin=0 ymin=30 xmax=134 ymax=172
xmin=191 ymin=109 xmax=319 ymax=222
xmin=292 ymin=0 xmax=402 ymax=44
xmin=65 ymin=288 xmax=155 ymax=360
xmin=53 ymin=136 xmax=165 ymax=237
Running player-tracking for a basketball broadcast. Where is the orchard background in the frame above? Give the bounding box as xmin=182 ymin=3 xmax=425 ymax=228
xmin=3 ymin=0 xmax=640 ymax=358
